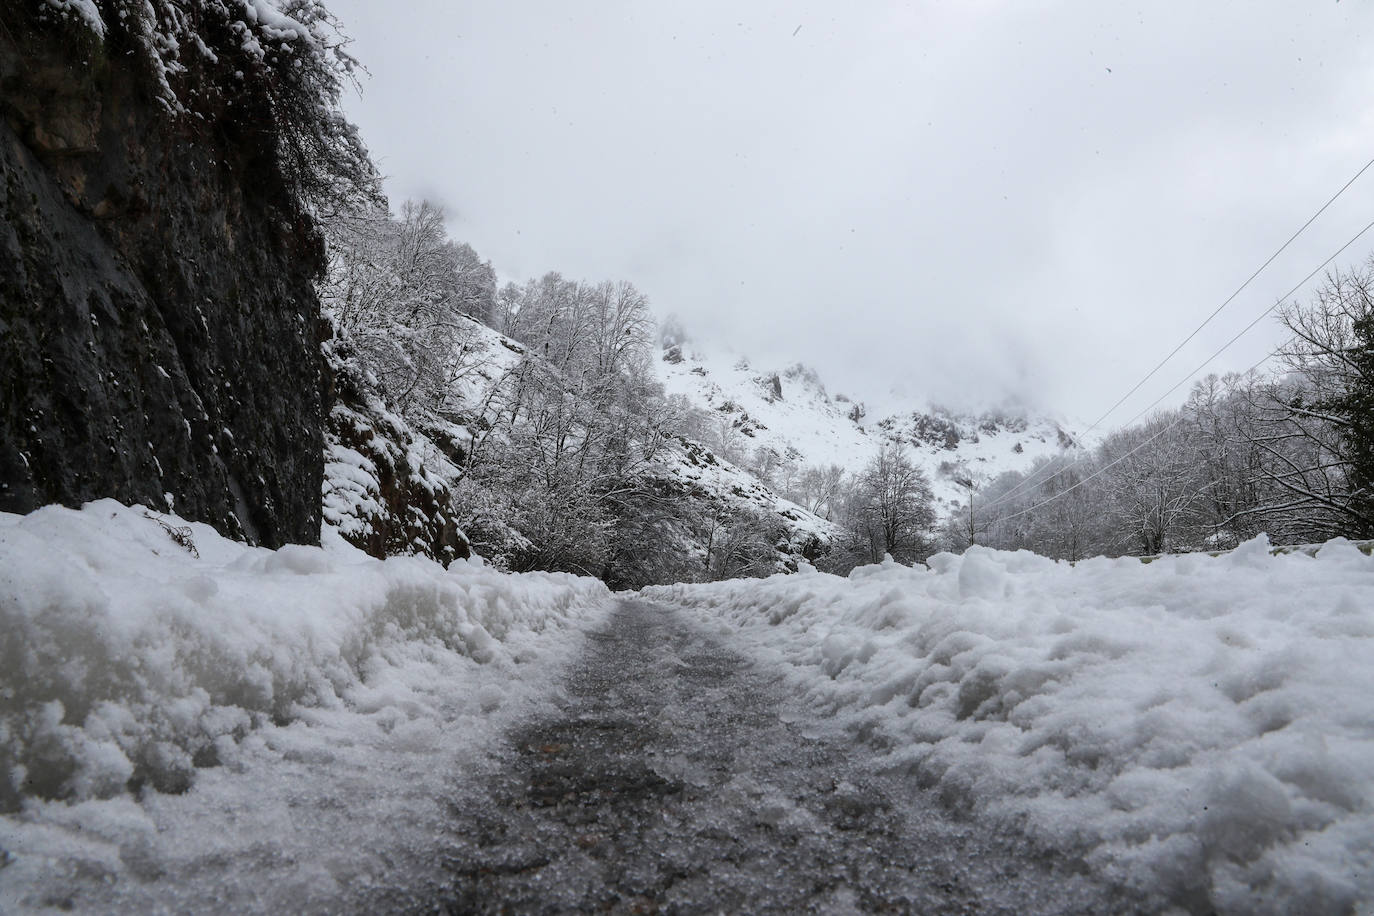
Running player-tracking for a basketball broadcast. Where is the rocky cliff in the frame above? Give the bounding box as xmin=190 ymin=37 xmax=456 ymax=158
xmin=0 ymin=3 xmax=342 ymax=546
xmin=322 ymin=333 xmax=471 ymax=564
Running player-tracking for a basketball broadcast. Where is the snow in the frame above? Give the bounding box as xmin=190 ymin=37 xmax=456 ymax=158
xmin=659 ymin=345 xmax=877 ymax=472
xmin=241 ymin=0 xmax=319 ymax=47
xmin=657 ymin=340 xmax=1083 ymax=511
xmin=0 ymin=500 xmax=612 ymax=912
xmin=643 ymin=537 xmax=1374 ymax=914
xmin=53 ymin=0 xmax=317 ymax=52
xmin=48 ymin=0 xmax=334 ymax=116
xmin=321 ymin=441 xmax=385 ymax=536
xmin=43 ymin=0 xmax=103 ymax=38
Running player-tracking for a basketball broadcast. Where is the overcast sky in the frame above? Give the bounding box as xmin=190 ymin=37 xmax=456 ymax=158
xmin=328 ymin=0 xmax=1374 ymax=424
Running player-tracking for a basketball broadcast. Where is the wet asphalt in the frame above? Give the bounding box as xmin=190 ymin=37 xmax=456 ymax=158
xmin=371 ymin=601 xmax=1139 ymax=915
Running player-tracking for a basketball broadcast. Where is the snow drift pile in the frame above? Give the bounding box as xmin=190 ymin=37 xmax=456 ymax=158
xmin=0 ymin=500 xmax=608 ymax=808
xmin=644 ymin=538 xmax=1374 ymax=915
xmin=0 ymin=500 xmax=611 ymax=910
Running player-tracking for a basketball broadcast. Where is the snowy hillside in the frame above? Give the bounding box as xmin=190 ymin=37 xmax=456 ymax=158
xmin=453 ymin=320 xmax=838 ymax=564
xmin=658 ymin=339 xmax=1083 ymax=512
xmin=647 ymin=437 xmax=837 ymax=570
xmin=322 ymin=316 xmax=837 ymax=579
xmin=659 ymin=345 xmax=877 ymax=470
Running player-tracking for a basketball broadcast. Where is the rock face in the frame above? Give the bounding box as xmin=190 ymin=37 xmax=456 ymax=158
xmin=322 ymin=339 xmax=471 ymax=565
xmin=0 ymin=12 xmax=325 ymax=545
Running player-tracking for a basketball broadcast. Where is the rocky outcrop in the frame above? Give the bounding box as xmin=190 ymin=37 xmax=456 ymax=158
xmin=0 ymin=5 xmax=329 ymax=545
xmin=322 ymin=339 xmax=471 ymax=565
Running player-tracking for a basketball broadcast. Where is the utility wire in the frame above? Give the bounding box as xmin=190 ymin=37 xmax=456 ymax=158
xmin=983 ymin=214 xmax=1374 ymax=519
xmin=1109 ymin=216 xmax=1374 ymax=433
xmin=976 ymin=155 xmax=1374 ymax=514
xmin=997 ymin=346 xmax=1280 ymax=524
xmin=1083 ymin=153 xmax=1374 ymax=434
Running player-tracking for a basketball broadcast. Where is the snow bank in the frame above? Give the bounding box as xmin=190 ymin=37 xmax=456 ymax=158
xmin=0 ymin=500 xmax=610 ymax=912
xmin=644 ymin=538 xmax=1374 ymax=915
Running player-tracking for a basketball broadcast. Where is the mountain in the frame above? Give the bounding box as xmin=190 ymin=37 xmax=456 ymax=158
xmin=321 ymin=316 xmax=837 ymax=582
xmin=657 ymin=337 xmax=1082 ymax=515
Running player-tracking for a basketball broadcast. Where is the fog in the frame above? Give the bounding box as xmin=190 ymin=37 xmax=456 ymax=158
xmin=328 ymin=0 xmax=1374 ymax=423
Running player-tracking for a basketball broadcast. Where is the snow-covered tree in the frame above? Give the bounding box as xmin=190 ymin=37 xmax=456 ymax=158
xmin=839 ymin=443 xmax=936 ymax=565
xmin=1267 ymin=261 xmax=1374 ymax=537
xmin=796 ymin=464 xmax=846 ymax=520
xmin=320 ymin=199 xmax=492 ymax=417
xmin=1096 ymin=414 xmax=1208 ymax=555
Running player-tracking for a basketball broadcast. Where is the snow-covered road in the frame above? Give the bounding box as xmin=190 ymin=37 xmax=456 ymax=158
xmin=375 ymin=601 xmax=1132 ymax=914
xmin=4 ymin=504 xmax=1370 ymax=913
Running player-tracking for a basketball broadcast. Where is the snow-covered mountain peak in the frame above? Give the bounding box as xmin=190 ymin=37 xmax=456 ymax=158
xmin=657 ymin=336 xmax=1084 ymax=512
xmin=876 ymin=405 xmax=1083 ymax=508
xmin=660 ymin=340 xmax=874 ymax=471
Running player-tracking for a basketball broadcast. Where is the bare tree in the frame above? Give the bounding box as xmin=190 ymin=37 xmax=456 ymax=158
xmin=1027 ymin=456 xmax=1103 ymax=560
xmin=589 ymin=281 xmax=655 ymax=386
xmin=449 ymin=242 xmax=498 ymax=326
xmin=1097 ymin=414 xmax=1208 ymax=555
xmin=704 ymin=507 xmax=786 ymax=580
xmin=1183 ymin=373 xmax=1268 ymax=547
xmin=842 ymin=443 xmax=936 ymax=564
xmin=1262 ymin=262 xmax=1374 ymax=537
xmin=797 ymin=464 xmax=846 ymax=519
xmin=320 ymin=199 xmax=485 ymax=417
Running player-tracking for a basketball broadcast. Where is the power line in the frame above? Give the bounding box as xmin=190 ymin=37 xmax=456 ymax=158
xmin=977 ymin=155 xmax=1374 ymax=514
xmin=996 ymin=347 xmax=1280 ymax=524
xmin=982 ymin=214 xmax=1374 ymax=519
xmin=975 ymin=445 xmax=1076 ymax=514
xmin=1109 ymin=215 xmax=1374 ymax=433
xmin=1083 ymin=153 xmax=1374 ymax=434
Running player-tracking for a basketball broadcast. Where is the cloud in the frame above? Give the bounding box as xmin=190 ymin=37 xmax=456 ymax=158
xmin=329 ymin=0 xmax=1374 ymax=423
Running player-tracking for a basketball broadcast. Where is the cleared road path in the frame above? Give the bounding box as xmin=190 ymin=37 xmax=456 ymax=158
xmin=377 ymin=601 xmax=1138 ymax=914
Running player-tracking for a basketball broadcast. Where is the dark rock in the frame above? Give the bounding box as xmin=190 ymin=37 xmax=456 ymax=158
xmin=0 ymin=12 xmax=325 ymax=546
xmin=322 ymin=339 xmax=471 ymax=565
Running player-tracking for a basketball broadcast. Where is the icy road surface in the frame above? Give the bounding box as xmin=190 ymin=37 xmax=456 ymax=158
xmin=371 ymin=601 xmax=1137 ymax=914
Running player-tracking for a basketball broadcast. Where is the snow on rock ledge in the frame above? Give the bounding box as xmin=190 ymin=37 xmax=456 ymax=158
xmin=643 ymin=539 xmax=1374 ymax=915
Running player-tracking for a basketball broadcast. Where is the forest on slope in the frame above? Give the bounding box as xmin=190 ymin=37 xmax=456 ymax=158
xmin=318 ymin=199 xmax=884 ymax=586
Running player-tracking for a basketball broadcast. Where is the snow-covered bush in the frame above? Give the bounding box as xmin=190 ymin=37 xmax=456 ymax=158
xmin=644 ymin=538 xmax=1374 ymax=914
